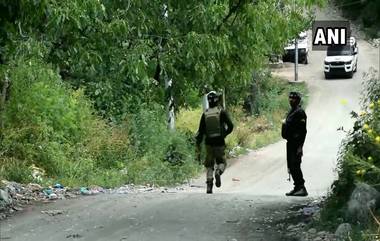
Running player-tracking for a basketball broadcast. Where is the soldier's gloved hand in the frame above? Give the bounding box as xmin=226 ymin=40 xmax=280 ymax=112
xmin=296 ymin=146 xmax=303 ymax=156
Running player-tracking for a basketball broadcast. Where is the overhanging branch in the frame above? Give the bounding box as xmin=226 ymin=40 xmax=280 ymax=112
xmin=216 ymin=0 xmax=243 ymax=32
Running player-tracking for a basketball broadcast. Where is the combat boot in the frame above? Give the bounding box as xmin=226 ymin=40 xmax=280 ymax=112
xmin=206 ymin=179 xmax=213 ymax=194
xmin=286 ymin=186 xmax=308 ymax=197
xmin=292 ymin=186 xmax=308 ymax=197
xmin=285 ymin=187 xmax=298 ymax=196
xmin=215 ymin=169 xmax=222 ymax=188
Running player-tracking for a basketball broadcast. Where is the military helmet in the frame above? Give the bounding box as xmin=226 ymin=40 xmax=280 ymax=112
xmin=289 ymin=91 xmax=301 ymax=101
xmin=207 ymin=91 xmax=219 ymax=105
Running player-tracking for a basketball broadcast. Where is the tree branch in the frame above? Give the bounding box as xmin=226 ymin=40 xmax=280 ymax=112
xmin=368 ymin=207 xmax=380 ymax=233
xmin=216 ymin=0 xmax=243 ymax=32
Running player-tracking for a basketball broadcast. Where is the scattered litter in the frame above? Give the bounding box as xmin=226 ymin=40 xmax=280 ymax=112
xmin=0 ymin=180 xmax=178 ymax=220
xmin=116 ymin=188 xmax=129 ymax=194
xmin=65 ymin=193 xmax=77 ymax=199
xmin=232 ymin=178 xmax=240 ymax=182
xmin=12 ymin=206 xmax=23 ymax=211
xmin=138 ymin=187 xmax=154 ymax=192
xmin=303 ymin=206 xmax=319 ymax=216
xmin=90 ymin=186 xmax=105 ymax=194
xmin=49 ymin=193 xmax=58 ymax=200
xmin=27 ymin=183 xmax=43 ymax=192
xmin=80 ymin=187 xmax=91 ymax=195
xmin=0 ymin=189 xmax=12 ymax=205
xmin=66 ymin=234 xmax=82 ymax=239
xmin=54 ymin=183 xmax=64 ymax=189
xmin=41 ymin=210 xmax=65 ymax=216
xmin=43 ymin=189 xmax=53 ymax=196
xmin=225 ymin=219 xmax=239 ymax=223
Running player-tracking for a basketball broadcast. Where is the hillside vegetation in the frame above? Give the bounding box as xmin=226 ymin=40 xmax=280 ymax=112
xmin=0 ymin=0 xmax=322 ymax=187
xmin=318 ymin=70 xmax=380 ymax=239
xmin=334 ymin=0 xmax=380 ymax=37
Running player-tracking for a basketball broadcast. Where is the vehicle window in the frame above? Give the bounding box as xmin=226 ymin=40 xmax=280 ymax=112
xmin=298 ymin=36 xmax=307 ymax=41
xmin=327 ymin=45 xmax=352 ymax=56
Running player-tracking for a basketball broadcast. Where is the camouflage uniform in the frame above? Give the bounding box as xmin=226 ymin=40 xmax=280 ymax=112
xmin=196 ymin=106 xmax=233 ymax=193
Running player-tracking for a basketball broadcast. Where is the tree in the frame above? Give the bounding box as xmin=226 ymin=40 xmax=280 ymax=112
xmin=0 ymin=0 xmax=325 ymax=120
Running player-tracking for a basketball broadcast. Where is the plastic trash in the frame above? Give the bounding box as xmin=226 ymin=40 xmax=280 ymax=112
xmin=41 ymin=210 xmax=64 ymax=216
xmin=303 ymin=206 xmax=318 ymax=216
xmin=43 ymin=188 xmax=53 ymax=196
xmin=48 ymin=193 xmax=58 ymax=200
xmin=54 ymin=183 xmax=64 ymax=189
xmin=80 ymin=187 xmax=91 ymax=195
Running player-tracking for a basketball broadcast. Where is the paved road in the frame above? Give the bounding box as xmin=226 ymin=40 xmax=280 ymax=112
xmin=1 ymin=9 xmax=379 ymax=241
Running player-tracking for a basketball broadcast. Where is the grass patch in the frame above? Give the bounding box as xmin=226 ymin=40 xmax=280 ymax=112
xmin=228 ymin=78 xmax=308 ymax=151
xmin=177 ymin=76 xmax=309 ymax=156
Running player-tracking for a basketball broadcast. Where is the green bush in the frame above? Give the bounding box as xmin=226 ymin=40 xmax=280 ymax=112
xmin=340 ymin=70 xmax=380 ymax=186
xmin=0 ymin=52 xmax=199 ymax=186
xmin=0 ymin=44 xmax=133 ymax=186
xmin=125 ymin=104 xmax=200 ymax=185
xmin=0 ymin=56 xmax=91 ymax=167
xmin=230 ymin=75 xmax=308 ymax=150
xmin=4 ymin=61 xmax=93 ymax=144
xmin=85 ymin=121 xmax=131 ymax=170
xmin=0 ymin=158 xmax=34 ymax=184
xmin=320 ymin=70 xmax=380 ymax=236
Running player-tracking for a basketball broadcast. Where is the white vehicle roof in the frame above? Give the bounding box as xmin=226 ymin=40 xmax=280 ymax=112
xmin=284 ymin=31 xmax=308 ymax=50
xmin=299 ymin=31 xmax=307 ymax=38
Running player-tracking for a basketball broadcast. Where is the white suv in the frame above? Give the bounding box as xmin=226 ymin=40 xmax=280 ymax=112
xmin=324 ymin=37 xmax=358 ymax=79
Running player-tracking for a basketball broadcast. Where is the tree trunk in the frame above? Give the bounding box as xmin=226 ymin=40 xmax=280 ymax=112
xmin=0 ymin=77 xmax=9 ymax=129
xmin=165 ymin=77 xmax=175 ymax=131
xmin=246 ymin=72 xmax=260 ymax=116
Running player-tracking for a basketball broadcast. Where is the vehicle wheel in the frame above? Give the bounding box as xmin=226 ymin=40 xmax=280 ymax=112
xmin=347 ymin=71 xmax=353 ymax=78
xmin=324 ymin=73 xmax=330 ymax=79
xmin=354 ymin=62 xmax=357 ymax=72
xmin=303 ymin=56 xmax=308 ymax=64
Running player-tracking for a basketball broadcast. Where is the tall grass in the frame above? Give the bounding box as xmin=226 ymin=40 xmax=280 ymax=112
xmin=176 ymin=76 xmax=309 ymax=156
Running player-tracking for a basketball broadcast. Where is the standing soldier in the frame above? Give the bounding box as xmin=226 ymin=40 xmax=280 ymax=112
xmin=196 ymin=91 xmax=234 ymax=194
xmin=282 ymin=91 xmax=308 ymax=196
